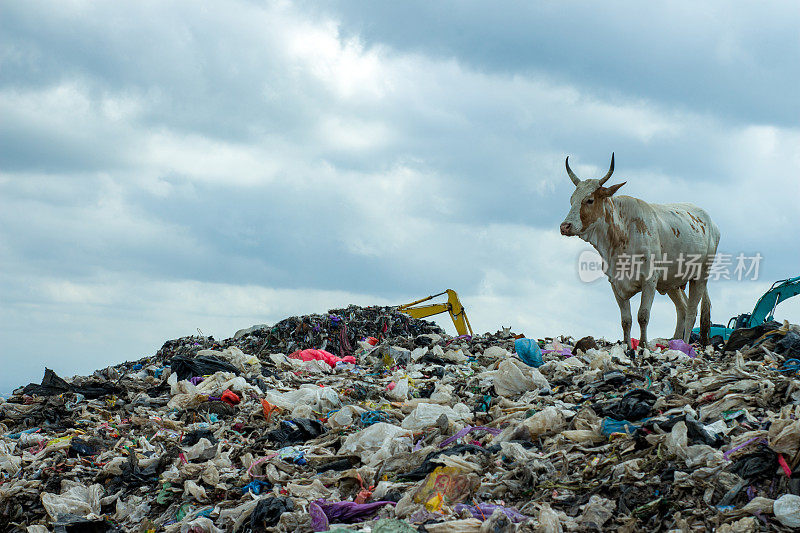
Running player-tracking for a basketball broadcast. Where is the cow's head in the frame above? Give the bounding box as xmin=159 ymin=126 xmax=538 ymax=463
xmin=560 ymin=153 xmax=626 ymax=236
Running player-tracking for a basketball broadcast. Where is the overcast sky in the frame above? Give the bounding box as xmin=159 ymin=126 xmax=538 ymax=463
xmin=2 ymin=0 xmax=799 ymax=394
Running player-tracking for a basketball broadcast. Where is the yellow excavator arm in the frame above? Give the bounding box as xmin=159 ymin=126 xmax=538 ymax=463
xmin=397 ymin=289 xmax=474 ymax=336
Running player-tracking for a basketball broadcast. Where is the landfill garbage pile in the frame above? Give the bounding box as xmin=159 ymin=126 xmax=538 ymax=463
xmin=2 ymin=305 xmax=800 ymax=532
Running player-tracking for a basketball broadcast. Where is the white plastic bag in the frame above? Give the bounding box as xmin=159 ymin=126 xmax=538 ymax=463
xmin=493 ymin=359 xmax=532 ymax=396
xmin=328 ymin=405 xmax=366 ymax=429
xmin=523 ymin=406 xmax=566 ymax=438
xmin=41 ymin=481 xmax=103 ymax=520
xmin=183 ymin=438 xmax=217 ymax=461
xmin=774 ymin=494 xmax=800 ymax=528
xmin=443 ymin=349 xmax=468 ymax=363
xmin=579 ymin=495 xmax=614 ymax=529
xmin=0 ymin=441 xmax=21 ymax=476
xmin=387 ymin=377 xmax=409 ymax=401
xmin=430 ymin=383 xmax=455 ymax=404
xmin=339 ymin=422 xmax=413 ymax=466
xmin=183 ymin=479 xmax=208 ymax=501
xmin=197 ymin=347 xmax=260 ymax=373
xmin=536 ymin=503 xmax=563 ymax=533
xmin=483 ymin=346 xmax=509 ymax=358
xmin=401 ymin=402 xmax=472 ymax=431
xmin=411 ymin=347 xmax=428 ymax=361
xmin=263 ymin=384 xmax=340 ymax=413
xmin=492 ymin=359 xmax=549 ymax=397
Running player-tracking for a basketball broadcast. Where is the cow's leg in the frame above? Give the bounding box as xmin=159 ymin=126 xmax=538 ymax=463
xmin=638 ymin=282 xmax=656 ymax=349
xmin=666 ymin=287 xmax=687 ymax=340
xmin=682 ymin=279 xmax=707 ymax=343
xmin=699 ymin=287 xmax=712 ymax=346
xmin=614 ymin=290 xmax=632 ymax=349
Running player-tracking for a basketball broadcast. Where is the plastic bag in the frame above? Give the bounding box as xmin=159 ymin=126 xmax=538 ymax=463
xmin=483 ymin=346 xmax=509 ymax=358
xmin=730 ymin=444 xmax=778 ymax=481
xmin=183 ymin=438 xmax=217 ymax=462
xmin=578 ymin=495 xmax=614 ymax=529
xmin=595 ymin=389 xmax=657 ymax=421
xmin=454 ymin=502 xmax=529 ymax=523
xmin=250 ymin=496 xmax=294 ymax=530
xmin=176 ymin=517 xmax=224 ymax=533
xmin=442 ymin=348 xmax=468 ymax=363
xmin=289 ymin=348 xmax=356 ymax=368
xmin=263 ymin=385 xmax=341 ymax=413
xmin=339 ymin=423 xmax=413 ymax=466
xmin=410 ymin=347 xmax=428 ymax=361
xmin=267 ymin=418 xmax=326 ymax=446
xmin=401 ymin=403 xmax=472 ymax=431
xmin=115 ymin=496 xmax=149 ymax=522
xmin=515 ymin=338 xmax=543 ymax=367
xmin=183 ymin=479 xmax=208 ymax=501
xmin=492 ymin=359 xmax=548 ymax=397
xmin=309 ymin=499 xmax=396 ymax=531
xmin=387 ymin=377 xmax=409 ymax=401
xmin=668 ymin=339 xmax=697 ymax=358
xmin=195 ymin=373 xmax=260 ymax=397
xmin=536 ymin=503 xmax=563 ymax=533
xmin=169 ymin=354 xmax=239 ymax=380
xmin=197 ymin=347 xmax=260 ymax=373
xmin=41 ymin=480 xmax=103 ymax=521
xmin=601 ymin=418 xmax=640 ymax=437
xmin=493 ymin=359 xmax=530 ymax=396
xmin=0 ymin=441 xmax=21 ymax=476
xmin=423 ymin=519 xmax=483 ymax=533
xmin=774 ymin=494 xmax=800 ymax=528
xmin=430 ymin=383 xmax=455 ymax=404
xmin=166 ymin=373 xmax=208 ymax=410
xmin=328 ymin=405 xmax=366 ymax=428
xmin=665 ymin=420 xmax=689 ymax=458
xmin=524 ymin=406 xmax=566 ymax=438
xmin=412 ymin=466 xmax=480 ymax=507
xmin=769 ymin=418 xmax=800 ymax=457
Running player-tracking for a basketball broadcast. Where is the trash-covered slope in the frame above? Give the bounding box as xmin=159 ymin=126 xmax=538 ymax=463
xmin=2 ymin=305 xmax=800 ymax=532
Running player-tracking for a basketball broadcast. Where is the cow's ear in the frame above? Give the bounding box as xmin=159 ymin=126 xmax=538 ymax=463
xmin=598 ymin=181 xmax=626 ymax=197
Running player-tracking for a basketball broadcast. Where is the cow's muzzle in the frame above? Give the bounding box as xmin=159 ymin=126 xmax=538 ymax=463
xmin=560 ymin=222 xmax=575 ymax=236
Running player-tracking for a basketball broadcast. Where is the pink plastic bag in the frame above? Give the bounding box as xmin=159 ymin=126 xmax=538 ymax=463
xmin=668 ymin=339 xmax=697 ymax=358
xmin=289 ymin=349 xmax=356 ymax=367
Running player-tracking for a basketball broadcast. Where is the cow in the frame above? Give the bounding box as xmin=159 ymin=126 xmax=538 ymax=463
xmin=559 ymin=153 xmax=720 ymax=349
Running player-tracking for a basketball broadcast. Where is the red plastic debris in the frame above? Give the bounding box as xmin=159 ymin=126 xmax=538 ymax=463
xmin=220 ymin=389 xmax=240 ymax=406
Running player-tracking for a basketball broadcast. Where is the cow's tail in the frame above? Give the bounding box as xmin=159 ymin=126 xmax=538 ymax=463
xmin=700 ymin=287 xmax=712 ymax=345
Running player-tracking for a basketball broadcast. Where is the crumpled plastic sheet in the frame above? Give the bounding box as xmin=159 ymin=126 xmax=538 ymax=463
xmin=309 ymin=499 xmax=397 ymax=531
xmin=453 ymin=502 xmax=529 ymax=522
xmin=438 ymin=425 xmax=502 ymax=447
xmin=40 ymin=481 xmax=103 ymax=521
xmin=289 ymin=348 xmax=357 ymax=367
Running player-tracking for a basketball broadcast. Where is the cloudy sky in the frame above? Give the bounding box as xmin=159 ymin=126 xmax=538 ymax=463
xmin=2 ymin=0 xmax=799 ymax=394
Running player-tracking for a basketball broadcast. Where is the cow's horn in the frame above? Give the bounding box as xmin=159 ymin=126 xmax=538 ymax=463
xmin=599 ymin=152 xmax=615 ymax=185
xmin=565 ymin=156 xmax=580 ymax=185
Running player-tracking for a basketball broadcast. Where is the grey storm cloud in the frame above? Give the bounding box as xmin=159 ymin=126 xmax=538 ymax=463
xmin=312 ymin=0 xmax=800 ymax=127
xmin=1 ymin=0 xmax=799 ymax=394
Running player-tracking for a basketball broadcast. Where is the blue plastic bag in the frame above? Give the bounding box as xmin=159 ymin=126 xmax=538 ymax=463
xmin=515 ymin=338 xmax=543 ymax=367
xmin=600 ymin=417 xmax=640 ymax=436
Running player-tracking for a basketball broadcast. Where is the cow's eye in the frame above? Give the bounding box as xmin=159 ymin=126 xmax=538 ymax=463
xmin=586 ymin=198 xmax=594 ymax=204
